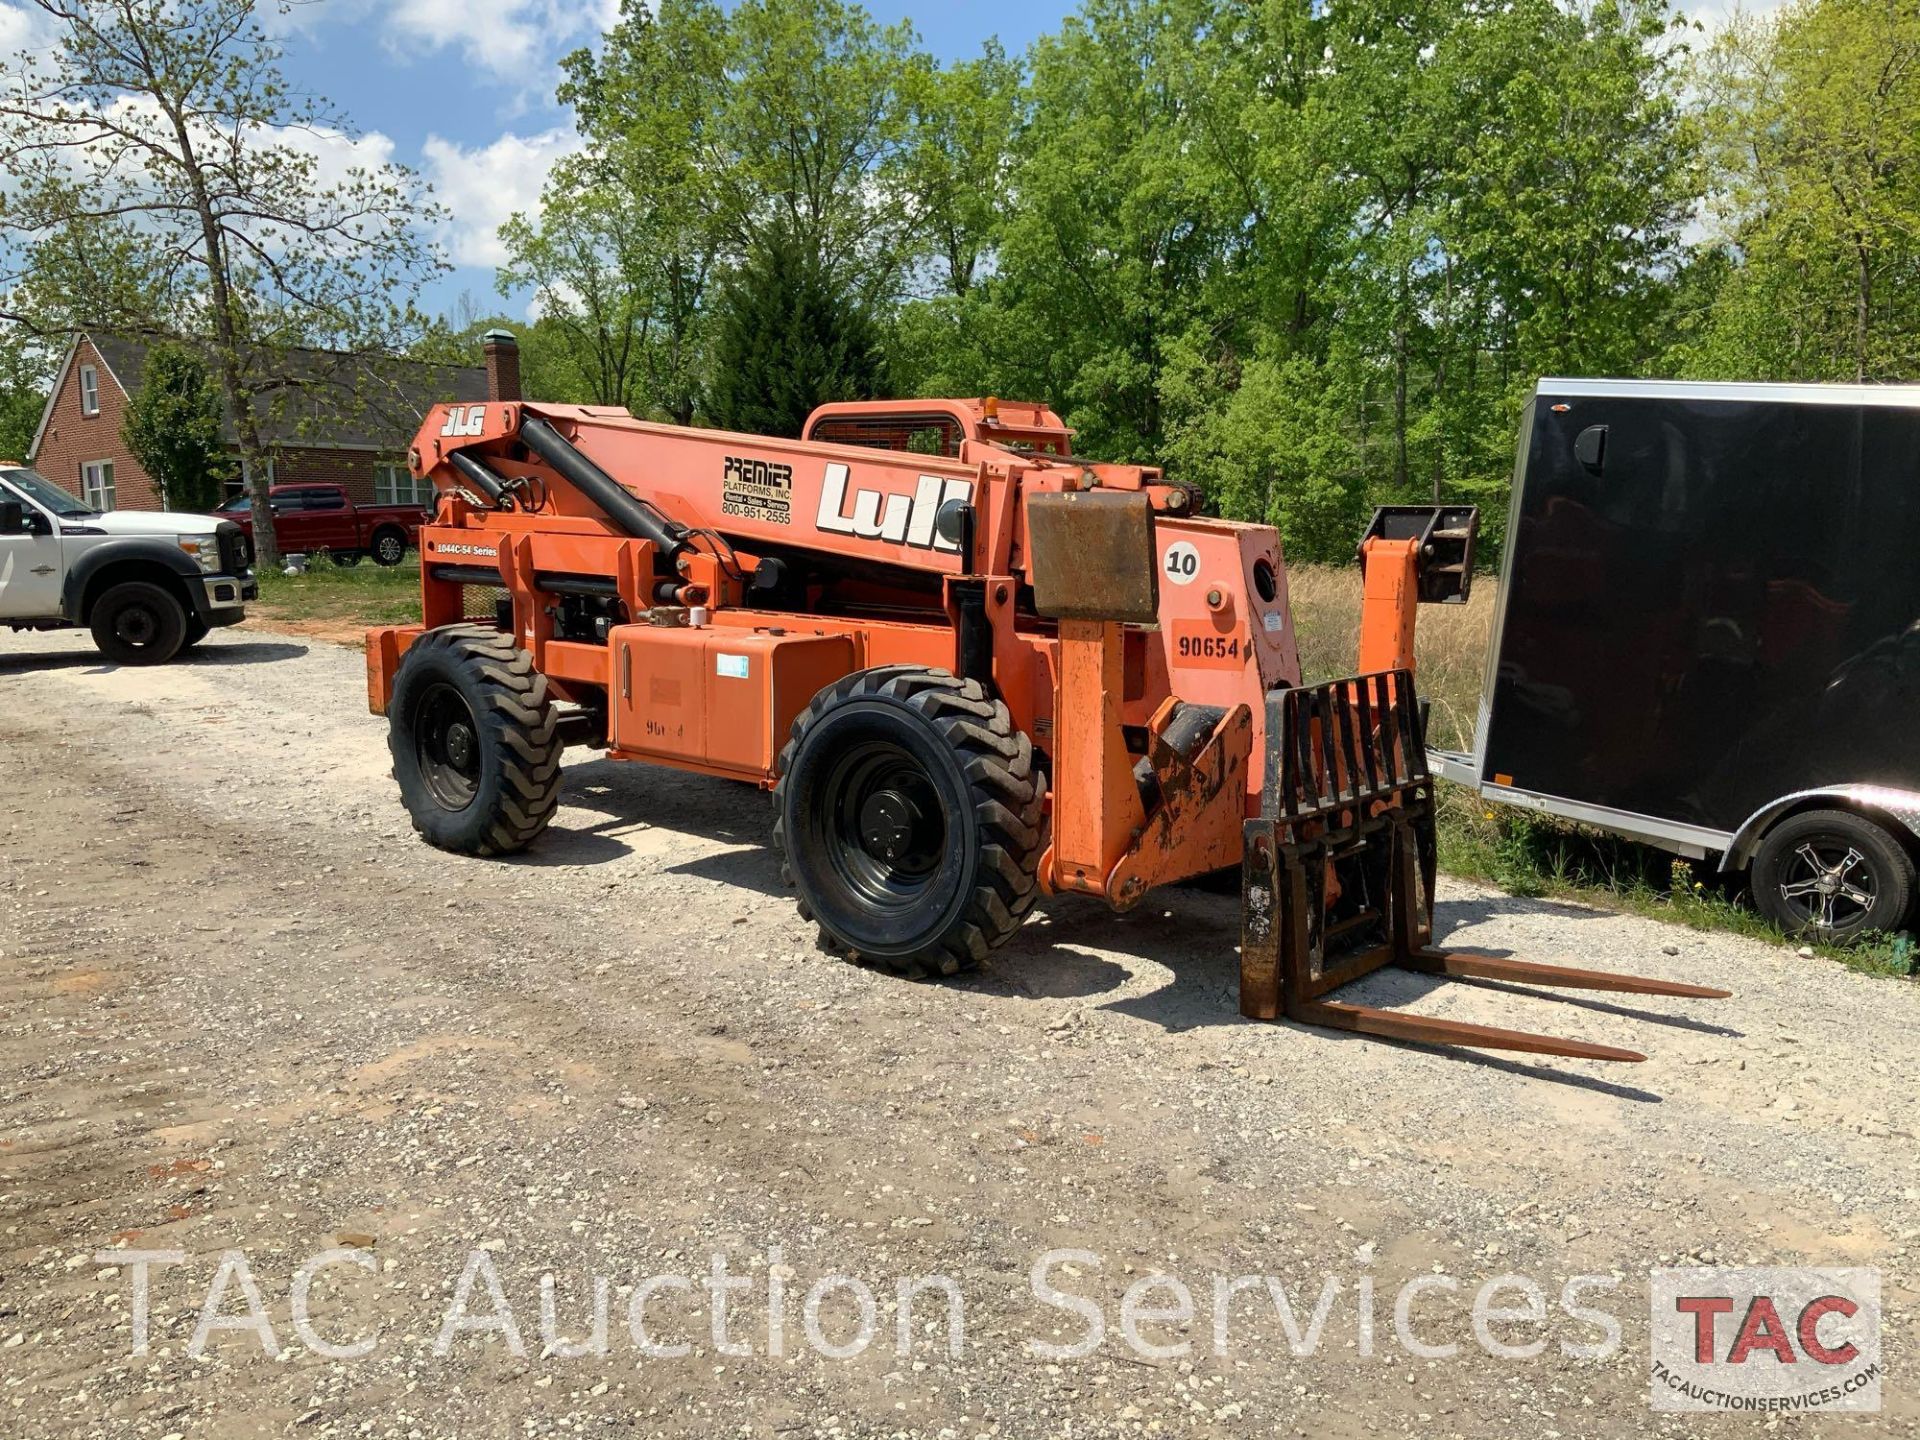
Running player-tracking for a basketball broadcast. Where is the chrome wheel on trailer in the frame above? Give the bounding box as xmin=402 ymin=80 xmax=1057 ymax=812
xmin=1751 ymin=808 xmax=1915 ymax=943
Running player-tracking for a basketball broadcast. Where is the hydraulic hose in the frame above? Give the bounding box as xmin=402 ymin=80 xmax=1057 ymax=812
xmin=518 ymin=414 xmax=691 ymax=564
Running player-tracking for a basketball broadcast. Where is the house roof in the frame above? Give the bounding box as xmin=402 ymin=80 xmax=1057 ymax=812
xmin=38 ymin=333 xmax=488 ymax=458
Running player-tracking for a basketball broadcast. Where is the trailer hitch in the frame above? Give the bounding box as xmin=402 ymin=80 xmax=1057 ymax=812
xmin=1239 ymin=671 xmax=1729 ymax=1062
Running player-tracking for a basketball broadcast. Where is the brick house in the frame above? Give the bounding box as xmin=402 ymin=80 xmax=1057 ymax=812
xmin=26 ymin=332 xmax=494 ymax=512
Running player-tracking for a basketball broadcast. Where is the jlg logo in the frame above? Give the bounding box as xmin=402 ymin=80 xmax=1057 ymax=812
xmin=439 ymin=405 xmax=486 ymax=438
xmin=816 ymin=462 xmax=973 ymax=551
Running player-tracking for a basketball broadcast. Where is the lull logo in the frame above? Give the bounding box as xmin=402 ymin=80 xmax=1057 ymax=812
xmin=816 ymin=463 xmax=972 ymax=552
xmin=439 ymin=405 xmax=486 ymax=438
xmin=1650 ymin=1267 xmax=1881 ymax=1413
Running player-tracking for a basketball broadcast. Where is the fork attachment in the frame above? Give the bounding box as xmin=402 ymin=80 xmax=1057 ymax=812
xmin=1238 ymin=672 xmax=1729 ymax=1063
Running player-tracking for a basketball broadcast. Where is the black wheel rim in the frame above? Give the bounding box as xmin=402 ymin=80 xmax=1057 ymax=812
xmin=821 ymin=739 xmax=949 ymax=914
xmin=1777 ymin=840 xmax=1877 ymax=932
xmin=415 ymin=682 xmax=481 ymax=811
xmin=114 ymin=604 xmax=159 ymax=648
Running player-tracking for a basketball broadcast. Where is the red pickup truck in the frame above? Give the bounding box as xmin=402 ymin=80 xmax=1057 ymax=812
xmin=212 ymin=482 xmax=431 ymax=566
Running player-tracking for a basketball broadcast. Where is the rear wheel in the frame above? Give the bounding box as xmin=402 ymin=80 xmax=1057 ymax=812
xmin=90 ymin=580 xmax=188 ymax=665
xmin=774 ymin=667 xmax=1046 ymax=978
xmin=1751 ymin=808 xmax=1915 ymax=943
xmin=388 ymin=625 xmax=564 ymax=855
xmin=370 ymin=528 xmax=407 ymax=566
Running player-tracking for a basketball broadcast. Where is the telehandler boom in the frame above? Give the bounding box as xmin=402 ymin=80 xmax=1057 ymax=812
xmin=367 ymin=396 xmax=1725 ymax=1061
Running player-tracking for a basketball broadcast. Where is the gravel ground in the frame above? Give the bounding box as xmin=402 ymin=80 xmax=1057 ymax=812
xmin=0 ymin=624 xmax=1915 ymax=1439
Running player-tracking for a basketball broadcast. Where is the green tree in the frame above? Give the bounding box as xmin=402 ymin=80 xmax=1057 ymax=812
xmin=704 ymin=227 xmax=885 ymax=437
xmin=0 ymin=323 xmax=52 ymax=462
xmin=893 ymin=39 xmax=1023 ymax=299
xmin=1682 ymin=0 xmax=1920 ymax=381
xmin=0 ymin=0 xmax=444 ymax=564
xmin=120 ymin=343 xmax=228 ymax=511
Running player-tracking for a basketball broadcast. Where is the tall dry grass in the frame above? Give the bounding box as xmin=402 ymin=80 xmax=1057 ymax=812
xmin=1283 ymin=563 xmax=1496 ymax=751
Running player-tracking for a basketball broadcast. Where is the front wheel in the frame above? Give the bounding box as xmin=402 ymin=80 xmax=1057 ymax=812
xmin=1751 ymin=808 xmax=1915 ymax=943
xmin=774 ymin=667 xmax=1046 ymax=978
xmin=330 ymin=550 xmax=363 ymax=568
xmin=90 ymin=581 xmax=188 ymax=665
xmin=388 ymin=626 xmax=564 ymax=855
xmin=370 ymin=528 xmax=407 ymax=566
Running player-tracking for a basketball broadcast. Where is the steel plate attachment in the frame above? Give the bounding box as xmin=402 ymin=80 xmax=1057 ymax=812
xmin=1240 ymin=671 xmax=1730 ymax=1062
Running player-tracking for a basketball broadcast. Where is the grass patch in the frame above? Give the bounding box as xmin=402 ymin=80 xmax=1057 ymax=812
xmin=252 ymin=555 xmax=424 ymax=633
xmin=1287 ymin=562 xmax=1917 ymax=975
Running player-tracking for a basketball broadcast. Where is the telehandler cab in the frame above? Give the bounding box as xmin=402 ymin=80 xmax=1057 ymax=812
xmin=366 ymin=396 xmax=1725 ymax=1061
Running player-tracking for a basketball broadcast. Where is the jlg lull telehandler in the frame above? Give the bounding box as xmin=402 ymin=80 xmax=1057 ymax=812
xmin=365 ymin=396 xmax=1725 ymax=1061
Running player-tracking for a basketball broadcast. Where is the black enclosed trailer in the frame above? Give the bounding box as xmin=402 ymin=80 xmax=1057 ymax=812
xmin=1433 ymin=378 xmax=1920 ymax=941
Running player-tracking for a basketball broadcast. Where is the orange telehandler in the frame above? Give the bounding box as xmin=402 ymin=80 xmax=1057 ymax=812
xmin=365 ymin=396 xmax=1725 ymax=1061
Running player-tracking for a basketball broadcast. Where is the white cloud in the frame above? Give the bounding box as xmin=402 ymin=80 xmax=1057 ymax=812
xmin=421 ymin=127 xmax=581 ymax=269
xmin=372 ymin=0 xmax=619 ymax=83
xmin=0 ymin=1 xmax=60 ymax=55
xmin=1677 ymin=0 xmax=1788 ymax=41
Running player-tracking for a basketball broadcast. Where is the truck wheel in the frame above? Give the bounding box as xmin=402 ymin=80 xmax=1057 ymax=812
xmin=179 ymin=618 xmax=210 ymax=651
xmin=330 ymin=550 xmax=363 ymax=567
xmin=774 ymin=667 xmax=1047 ymax=979
xmin=90 ymin=580 xmax=188 ymax=665
xmin=1751 ymin=809 xmax=1915 ymax=943
xmin=388 ymin=626 xmax=564 ymax=855
xmin=370 ymin=529 xmax=407 ymax=566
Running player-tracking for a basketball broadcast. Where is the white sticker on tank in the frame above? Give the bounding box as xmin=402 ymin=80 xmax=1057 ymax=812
xmin=1262 ymin=612 xmax=1285 ymax=632
xmin=716 ymin=654 xmax=751 ymax=679
xmin=1162 ymin=540 xmax=1201 ymax=586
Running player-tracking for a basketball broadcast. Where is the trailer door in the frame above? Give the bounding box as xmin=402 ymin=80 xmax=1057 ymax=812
xmin=1481 ymin=390 xmax=1920 ymax=839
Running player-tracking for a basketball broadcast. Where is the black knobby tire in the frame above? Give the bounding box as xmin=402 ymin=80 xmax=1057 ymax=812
xmin=370 ymin=529 xmax=408 ymax=566
xmin=388 ymin=625 xmax=564 ymax=855
xmin=90 ymin=580 xmax=188 ymax=666
xmin=1751 ymin=808 xmax=1916 ymax=942
xmin=773 ymin=666 xmax=1047 ymax=979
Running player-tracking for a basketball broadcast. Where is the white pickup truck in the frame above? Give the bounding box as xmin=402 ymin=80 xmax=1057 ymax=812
xmin=1 ymin=464 xmax=256 ymax=665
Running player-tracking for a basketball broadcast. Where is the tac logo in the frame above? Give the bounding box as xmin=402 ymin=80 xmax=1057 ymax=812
xmin=815 ymin=462 xmax=972 ymax=552
xmin=1650 ymin=1267 xmax=1881 ymax=1413
xmin=439 ymin=405 xmax=486 ymax=438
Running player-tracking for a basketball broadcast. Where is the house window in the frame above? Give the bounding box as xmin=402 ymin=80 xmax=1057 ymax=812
xmin=228 ymin=455 xmax=274 ymax=499
xmin=375 ymin=462 xmax=435 ymax=508
xmin=79 ymin=364 xmax=100 ymax=417
xmin=81 ymin=460 xmax=116 ymax=511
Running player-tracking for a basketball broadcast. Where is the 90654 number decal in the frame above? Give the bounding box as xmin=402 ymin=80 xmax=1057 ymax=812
xmin=1170 ymin=621 xmax=1245 ymax=669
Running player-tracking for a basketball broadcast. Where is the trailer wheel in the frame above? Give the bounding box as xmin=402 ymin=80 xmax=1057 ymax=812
xmin=774 ymin=667 xmax=1046 ymax=979
xmin=388 ymin=625 xmax=564 ymax=856
xmin=1751 ymin=809 xmax=1915 ymax=943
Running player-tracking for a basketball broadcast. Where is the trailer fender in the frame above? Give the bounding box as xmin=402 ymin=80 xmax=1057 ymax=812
xmin=1723 ymin=785 xmax=1920 ymax=870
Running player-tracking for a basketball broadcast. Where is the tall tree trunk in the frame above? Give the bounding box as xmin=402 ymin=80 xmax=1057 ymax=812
xmin=1393 ymin=312 xmax=1410 ymax=495
xmin=1855 ymin=240 xmax=1872 ymax=382
xmin=167 ymin=103 xmax=279 ymax=565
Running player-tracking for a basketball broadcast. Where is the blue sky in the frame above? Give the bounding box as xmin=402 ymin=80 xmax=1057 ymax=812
xmin=0 ymin=0 xmax=1744 ymax=325
xmin=269 ymin=0 xmax=1074 ymax=321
